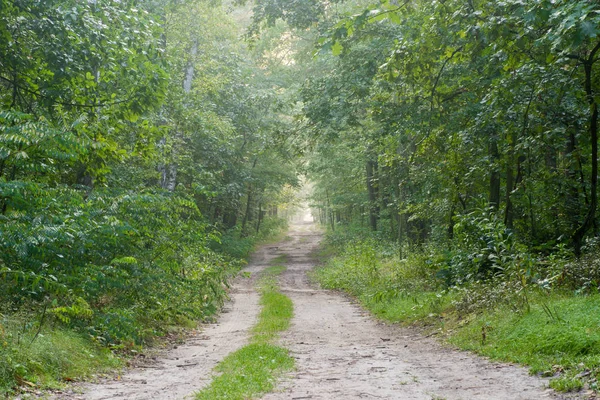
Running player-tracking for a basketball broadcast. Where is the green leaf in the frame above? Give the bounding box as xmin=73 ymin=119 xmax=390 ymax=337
xmin=331 ymin=41 xmax=344 ymax=56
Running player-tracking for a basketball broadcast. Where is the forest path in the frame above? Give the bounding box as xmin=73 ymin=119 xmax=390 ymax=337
xmin=262 ymin=214 xmax=576 ymax=400
xmin=54 ymin=214 xmax=578 ymax=400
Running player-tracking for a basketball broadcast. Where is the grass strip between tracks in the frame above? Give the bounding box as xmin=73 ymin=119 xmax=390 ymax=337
xmin=196 ymin=264 xmax=294 ymax=400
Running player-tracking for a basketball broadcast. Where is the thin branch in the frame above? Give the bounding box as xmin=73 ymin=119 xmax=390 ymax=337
xmin=0 ymin=75 xmax=135 ymax=109
xmin=588 ymin=40 xmax=600 ymax=64
xmin=409 ymin=46 xmax=463 ymax=163
xmin=430 ymin=46 xmax=463 ymax=113
xmin=366 ymin=1 xmax=411 ymax=23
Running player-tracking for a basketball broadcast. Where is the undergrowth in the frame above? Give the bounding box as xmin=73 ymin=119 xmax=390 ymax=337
xmin=314 ymin=219 xmax=600 ymax=393
xmin=196 ymin=262 xmax=294 ymax=399
xmin=0 ymin=313 xmax=120 ymax=396
xmin=0 ymin=186 xmax=288 ymax=396
xmin=449 ymin=293 xmax=600 ymax=392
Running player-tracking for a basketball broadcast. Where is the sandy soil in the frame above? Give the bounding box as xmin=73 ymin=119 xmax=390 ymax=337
xmin=53 ymin=215 xmax=584 ymax=400
xmin=264 ymin=218 xmax=578 ymax=400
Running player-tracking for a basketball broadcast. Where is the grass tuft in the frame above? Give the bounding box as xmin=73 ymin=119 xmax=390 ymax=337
xmin=252 ymin=291 xmax=293 ymax=343
xmin=269 ymin=255 xmax=289 ymax=266
xmin=0 ymin=315 xmax=120 ymax=396
xmin=264 ymin=265 xmax=287 ymax=276
xmin=196 ymin=343 xmax=294 ymax=400
xmin=196 ymin=264 xmax=294 ymax=399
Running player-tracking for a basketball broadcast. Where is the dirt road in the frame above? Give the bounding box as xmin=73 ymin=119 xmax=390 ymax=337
xmin=56 ymin=216 xmax=579 ymax=400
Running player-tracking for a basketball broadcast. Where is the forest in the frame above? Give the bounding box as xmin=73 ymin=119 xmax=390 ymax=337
xmin=2 ymin=0 xmax=600 ymax=396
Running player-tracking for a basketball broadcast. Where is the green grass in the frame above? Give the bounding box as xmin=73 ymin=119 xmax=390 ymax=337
xmin=196 ymin=265 xmax=294 ymax=399
xmin=264 ymin=265 xmax=287 ymax=275
xmin=269 ymin=255 xmax=289 ymax=266
xmin=195 ymin=343 xmax=294 ymax=400
xmin=254 ymin=264 xmax=293 ymax=341
xmin=449 ymin=293 xmax=600 ymax=392
xmin=364 ymin=291 xmax=458 ymax=324
xmin=252 ymin=291 xmax=293 ymax=343
xmin=0 ymin=315 xmax=121 ymax=396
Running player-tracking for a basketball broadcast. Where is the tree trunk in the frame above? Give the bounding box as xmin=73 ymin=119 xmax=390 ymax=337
xmin=160 ymin=39 xmax=198 ymax=192
xmin=504 ymin=156 xmax=515 ymax=229
xmin=161 ymin=163 xmax=177 ymax=192
xmin=241 ymin=185 xmax=253 ymax=236
xmin=366 ymin=158 xmax=379 ymax=231
xmin=183 ymin=39 xmax=198 ymax=93
xmin=448 ymin=204 xmax=455 ymax=240
xmin=256 ymin=202 xmax=263 ymax=233
xmin=565 ymin=132 xmax=582 ymax=232
xmin=76 ymin=162 xmax=93 ymax=189
xmin=573 ymin=45 xmax=600 ymax=254
xmin=489 ymin=135 xmax=501 ymax=210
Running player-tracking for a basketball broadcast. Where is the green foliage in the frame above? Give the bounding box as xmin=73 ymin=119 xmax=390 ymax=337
xmin=0 ymin=111 xmax=88 ymax=180
xmin=0 ymin=185 xmax=242 ymax=347
xmin=0 ymin=0 xmax=300 ymax=395
xmin=0 ymin=0 xmax=301 ymax=393
xmin=437 ymin=209 xmax=533 ymax=285
xmin=51 ymin=298 xmax=94 ymax=325
xmin=559 ymin=244 xmax=600 ymax=292
xmin=245 ymin=0 xmax=325 ymax=39
xmin=301 ymin=0 xmax=600 ymax=259
xmin=315 ymin=227 xmax=443 ymax=302
xmin=0 ymin=0 xmax=166 ymax=113
xmin=213 ymin=218 xmax=288 ymax=259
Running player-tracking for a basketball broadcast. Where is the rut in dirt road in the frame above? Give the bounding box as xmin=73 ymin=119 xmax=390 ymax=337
xmin=263 ymin=217 xmax=580 ymax=400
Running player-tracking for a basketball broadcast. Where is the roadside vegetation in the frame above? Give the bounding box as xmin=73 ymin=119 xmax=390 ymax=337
xmin=0 ymin=217 xmax=288 ymax=397
xmin=196 ymin=263 xmax=294 ymax=399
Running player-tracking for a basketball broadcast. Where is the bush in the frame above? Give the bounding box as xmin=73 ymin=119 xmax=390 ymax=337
xmin=559 ymin=243 xmax=600 ymax=292
xmin=316 ymin=232 xmax=443 ymax=303
xmin=0 ymin=184 xmax=242 ymax=347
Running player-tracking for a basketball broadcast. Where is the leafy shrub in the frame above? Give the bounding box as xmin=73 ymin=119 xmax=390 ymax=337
xmin=213 ymin=217 xmax=288 ymax=259
xmin=453 ymin=281 xmax=531 ymax=315
xmin=433 ymin=209 xmax=544 ymax=290
xmin=0 ymin=184 xmax=242 ymax=347
xmin=316 ymin=232 xmax=442 ymax=302
xmin=559 ymin=243 xmax=600 ymax=292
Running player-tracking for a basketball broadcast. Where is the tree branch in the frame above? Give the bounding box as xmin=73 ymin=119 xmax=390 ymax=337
xmin=0 ymin=75 xmax=135 ymax=109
